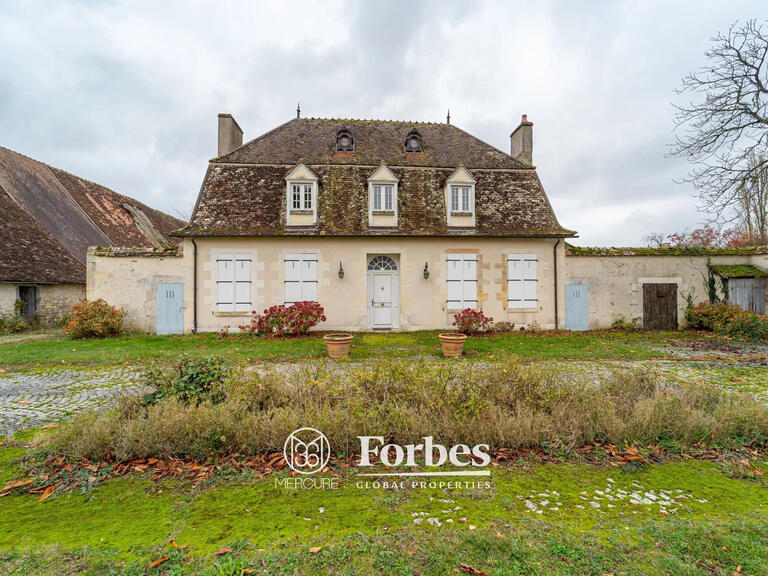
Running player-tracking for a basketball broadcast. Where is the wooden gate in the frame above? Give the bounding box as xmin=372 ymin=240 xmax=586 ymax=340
xmin=728 ymin=279 xmax=766 ymax=315
xmin=642 ymin=283 xmax=677 ymax=330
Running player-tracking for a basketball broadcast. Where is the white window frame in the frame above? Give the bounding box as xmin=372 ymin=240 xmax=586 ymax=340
xmin=216 ymin=254 xmax=252 ymax=312
xmin=445 ymin=167 xmax=476 ymax=227
xmin=450 ymin=185 xmax=472 ymax=213
xmin=284 ymin=253 xmax=319 ymax=305
xmin=507 ymin=253 xmax=538 ymax=309
xmin=285 ymin=164 xmax=319 ymax=226
xmin=367 ymin=164 xmax=399 ymax=226
xmin=446 ymin=253 xmax=478 ymax=309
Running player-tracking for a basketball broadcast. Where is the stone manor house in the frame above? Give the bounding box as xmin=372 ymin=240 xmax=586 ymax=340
xmin=80 ymin=113 xmax=768 ymax=334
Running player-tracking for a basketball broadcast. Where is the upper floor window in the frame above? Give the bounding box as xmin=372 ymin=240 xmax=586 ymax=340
xmin=445 ymin=167 xmax=476 ymax=228
xmin=451 ymin=185 xmax=471 ymax=213
xmin=372 ymin=184 xmax=394 ymax=211
xmin=291 ymin=183 xmax=313 ymax=210
xmin=367 ymin=163 xmax=399 ymax=226
xmin=285 ymin=163 xmax=318 ymax=226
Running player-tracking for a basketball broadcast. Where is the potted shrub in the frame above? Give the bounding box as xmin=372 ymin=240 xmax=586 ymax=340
xmin=323 ymin=333 xmax=354 ymax=358
xmin=438 ymin=309 xmax=494 ymax=357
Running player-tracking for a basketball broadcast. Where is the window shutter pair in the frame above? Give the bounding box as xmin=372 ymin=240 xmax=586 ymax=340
xmin=507 ymin=254 xmax=537 ymax=308
xmin=217 ymin=255 xmax=252 ymax=312
xmin=446 ymin=254 xmax=478 ymax=308
xmin=285 ymin=254 xmax=318 ymax=304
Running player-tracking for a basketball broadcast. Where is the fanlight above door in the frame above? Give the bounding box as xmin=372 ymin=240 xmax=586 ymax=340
xmin=367 ymin=255 xmax=398 ymax=271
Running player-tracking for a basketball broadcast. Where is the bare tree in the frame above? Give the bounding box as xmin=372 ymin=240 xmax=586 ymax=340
xmin=643 ymin=232 xmax=666 ymax=248
xmin=671 ymin=20 xmax=768 ymax=242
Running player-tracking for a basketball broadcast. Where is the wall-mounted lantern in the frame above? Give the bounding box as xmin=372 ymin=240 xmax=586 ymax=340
xmin=338 ymin=261 xmax=345 ymax=279
xmin=423 ymin=262 xmax=430 ymax=279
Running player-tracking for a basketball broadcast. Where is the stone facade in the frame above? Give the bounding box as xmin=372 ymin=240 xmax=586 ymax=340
xmin=87 ymin=237 xmax=564 ymax=334
xmin=86 ymin=247 xmax=189 ymax=333
xmin=0 ymin=282 xmax=84 ymax=322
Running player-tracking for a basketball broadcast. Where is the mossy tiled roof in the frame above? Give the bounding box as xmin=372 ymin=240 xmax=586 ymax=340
xmin=710 ymin=264 xmax=768 ymax=278
xmin=182 ymin=118 xmax=573 ymax=237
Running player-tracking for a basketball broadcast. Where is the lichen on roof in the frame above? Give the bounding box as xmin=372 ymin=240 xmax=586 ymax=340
xmin=566 ymin=244 xmax=768 ymax=257
xmin=709 ymin=264 xmax=768 ymax=278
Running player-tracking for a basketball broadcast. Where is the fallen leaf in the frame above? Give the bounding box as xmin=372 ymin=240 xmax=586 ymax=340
xmin=171 ymin=539 xmax=188 ymax=549
xmin=216 ymin=547 xmax=233 ymax=556
xmin=496 ymin=532 xmax=505 ymax=539
xmin=459 ymin=563 xmax=488 ymax=576
xmin=148 ymin=555 xmax=169 ymax=569
xmin=308 ymin=546 xmax=322 ymax=554
xmin=38 ymin=483 xmax=61 ymax=503
xmin=243 ymin=570 xmax=255 ymax=575
xmin=1 ymin=480 xmax=32 ymax=492
xmin=406 ymin=549 xmax=414 ymax=556
xmin=41 ymin=424 xmax=58 ymax=430
xmin=468 ymin=525 xmax=476 ymax=531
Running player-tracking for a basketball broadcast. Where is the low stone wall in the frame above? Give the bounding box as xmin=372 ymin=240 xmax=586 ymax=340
xmin=0 ymin=283 xmax=16 ymax=316
xmin=86 ymin=246 xmax=191 ymax=333
xmin=564 ymin=249 xmax=768 ymax=329
xmin=38 ymin=283 xmax=85 ymax=321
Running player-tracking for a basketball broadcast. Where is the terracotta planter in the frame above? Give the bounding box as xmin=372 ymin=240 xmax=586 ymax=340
xmin=438 ymin=332 xmax=467 ymax=357
xmin=323 ymin=333 xmax=354 ymax=358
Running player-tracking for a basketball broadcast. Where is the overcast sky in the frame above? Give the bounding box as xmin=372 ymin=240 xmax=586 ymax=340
xmin=0 ymin=1 xmax=763 ymax=245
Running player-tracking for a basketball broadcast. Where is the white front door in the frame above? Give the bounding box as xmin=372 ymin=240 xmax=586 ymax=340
xmin=367 ymin=255 xmax=399 ymax=329
xmin=372 ymin=273 xmax=393 ymax=327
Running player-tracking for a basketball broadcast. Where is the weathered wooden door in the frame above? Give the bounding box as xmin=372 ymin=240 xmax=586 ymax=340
xmin=642 ymin=283 xmax=677 ymax=330
xmin=728 ymin=279 xmax=766 ymax=315
xmin=565 ymin=284 xmax=588 ymax=331
xmin=156 ymin=283 xmax=184 ymax=335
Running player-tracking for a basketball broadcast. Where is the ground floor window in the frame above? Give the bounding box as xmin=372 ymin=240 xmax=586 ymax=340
xmin=507 ymin=254 xmax=537 ymax=308
xmin=446 ymin=253 xmax=478 ymax=309
xmin=285 ymin=253 xmax=318 ymax=304
xmin=216 ymin=254 xmax=251 ymax=312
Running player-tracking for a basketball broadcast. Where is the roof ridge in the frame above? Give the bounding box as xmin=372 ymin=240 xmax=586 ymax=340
xmin=303 ymin=117 xmax=450 ymax=126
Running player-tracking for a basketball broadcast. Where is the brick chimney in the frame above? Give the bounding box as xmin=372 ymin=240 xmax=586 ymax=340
xmin=217 ymin=113 xmax=243 ymax=157
xmin=510 ymin=114 xmax=533 ymax=165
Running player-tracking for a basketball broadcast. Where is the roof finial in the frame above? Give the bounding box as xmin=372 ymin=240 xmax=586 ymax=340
xmin=446 ymin=109 xmax=451 ymax=124
xmin=297 ymin=102 xmax=301 ymax=118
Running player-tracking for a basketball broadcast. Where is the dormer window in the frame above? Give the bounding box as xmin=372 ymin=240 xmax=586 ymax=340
xmin=445 ymin=167 xmax=476 ymax=228
xmin=404 ymin=129 xmax=423 ymax=153
xmin=367 ymin=163 xmax=399 ymax=227
xmin=285 ymin=163 xmax=318 ymax=226
xmin=450 ymin=186 xmax=471 ymax=212
xmin=336 ymin=128 xmax=354 ymax=151
xmin=291 ymin=183 xmax=313 ymax=210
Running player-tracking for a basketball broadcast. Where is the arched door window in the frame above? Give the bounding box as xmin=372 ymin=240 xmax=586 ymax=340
xmin=367 ymin=255 xmax=398 ymax=271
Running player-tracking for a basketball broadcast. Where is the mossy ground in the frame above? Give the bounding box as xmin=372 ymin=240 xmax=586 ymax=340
xmin=1 ymin=438 xmax=766 ymax=574
xmin=0 ymin=329 xmax=712 ymax=370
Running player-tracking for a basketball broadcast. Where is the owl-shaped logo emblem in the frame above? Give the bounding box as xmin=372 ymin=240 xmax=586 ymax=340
xmin=283 ymin=428 xmax=331 ymax=475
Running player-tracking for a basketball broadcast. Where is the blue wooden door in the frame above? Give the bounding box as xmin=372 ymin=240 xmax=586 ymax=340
xmin=156 ymin=283 xmax=184 ymax=335
xmin=565 ymin=284 xmax=588 ymax=331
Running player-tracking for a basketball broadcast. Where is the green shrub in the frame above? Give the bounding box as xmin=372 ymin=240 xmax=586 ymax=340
xmin=53 ymin=359 xmax=768 ymax=460
xmin=686 ymin=302 xmax=768 ymax=341
xmin=0 ymin=314 xmax=29 ymax=335
xmin=62 ymin=299 xmax=125 ymax=339
xmin=142 ymin=355 xmax=232 ymax=406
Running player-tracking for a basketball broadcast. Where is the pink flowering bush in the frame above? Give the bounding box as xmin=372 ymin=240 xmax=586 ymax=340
xmin=63 ymin=299 xmax=126 ymax=339
xmin=240 ymin=301 xmax=326 ymax=337
xmin=452 ymin=308 xmax=493 ymax=335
